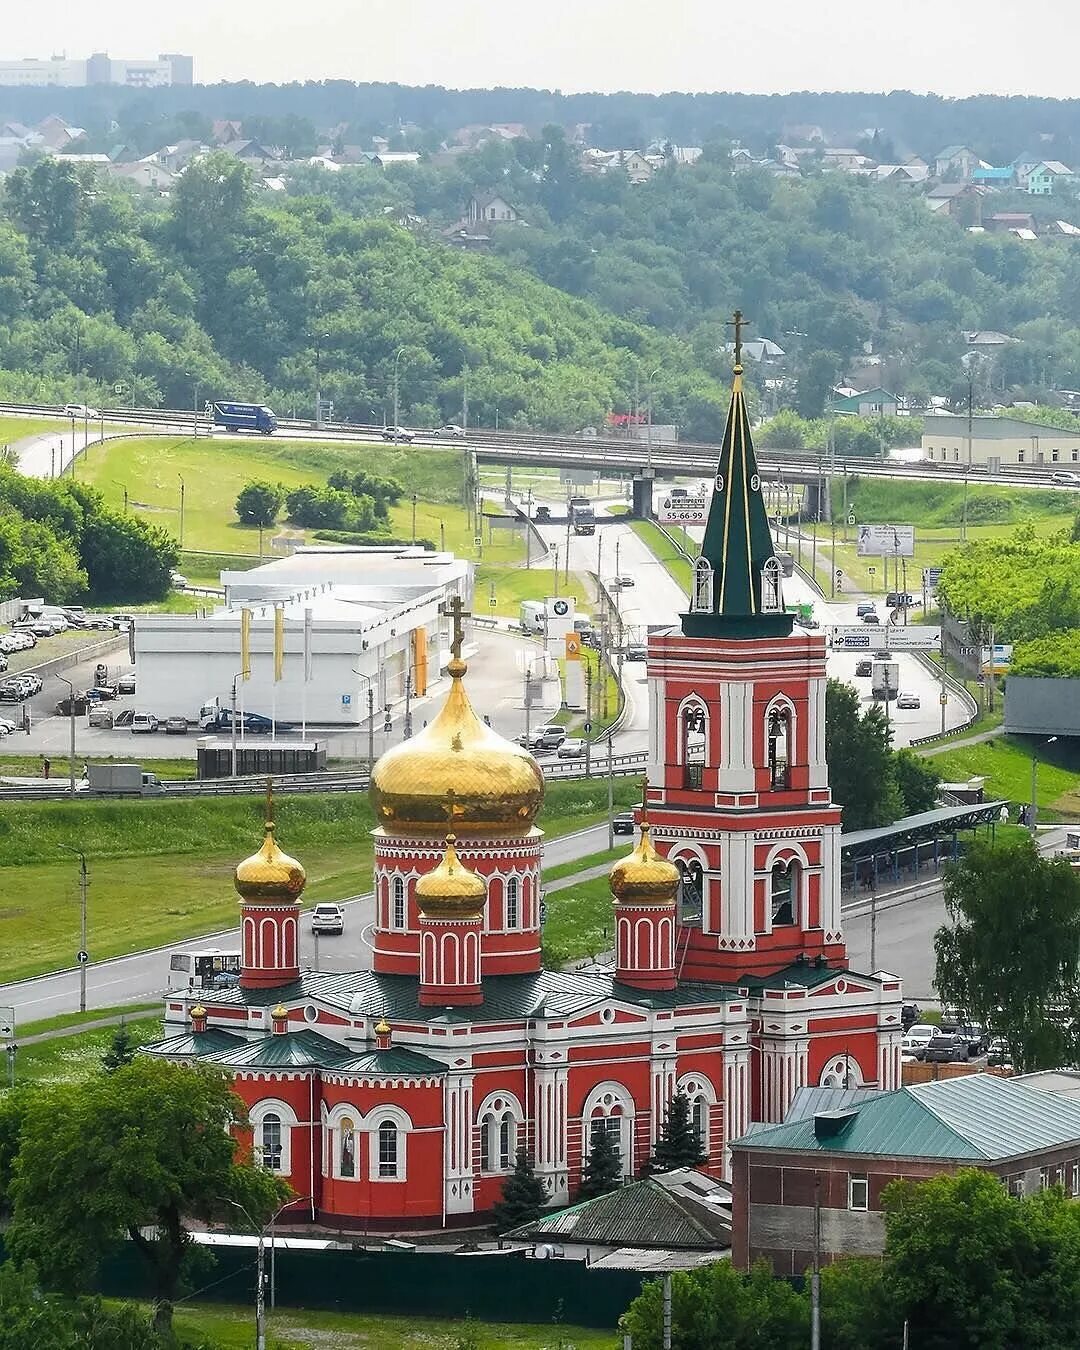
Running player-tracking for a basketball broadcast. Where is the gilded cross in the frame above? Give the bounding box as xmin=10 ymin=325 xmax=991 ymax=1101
xmin=640 ymin=775 xmax=650 ymax=825
xmin=265 ymin=776 xmax=274 ymax=830
xmin=446 ymin=593 xmax=468 ymax=660
xmin=727 ymin=309 xmax=749 ymax=367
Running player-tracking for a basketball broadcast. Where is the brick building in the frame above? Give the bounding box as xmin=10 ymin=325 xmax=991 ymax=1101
xmin=730 ymin=1075 xmax=1080 ymax=1273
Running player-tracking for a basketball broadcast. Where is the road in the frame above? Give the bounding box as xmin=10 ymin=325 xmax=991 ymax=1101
xmin=0 ymin=821 xmax=614 ymax=1027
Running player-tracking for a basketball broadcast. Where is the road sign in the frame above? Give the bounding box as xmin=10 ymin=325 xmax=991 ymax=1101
xmin=584 ymin=721 xmax=592 ymax=733
xmin=76 ymin=950 xmax=89 ymax=964
xmin=939 ymin=694 xmax=948 ymax=705
xmin=867 ymin=565 xmax=876 ymax=575
xmin=829 ymin=625 xmax=942 ymax=651
xmin=473 ymin=535 xmax=482 ymax=548
xmin=835 ymin=568 xmax=843 ymax=579
xmin=488 ymin=595 xmax=497 ymax=608
xmin=847 ymin=513 xmax=856 ymax=525
xmin=341 ymin=693 xmax=351 ymax=706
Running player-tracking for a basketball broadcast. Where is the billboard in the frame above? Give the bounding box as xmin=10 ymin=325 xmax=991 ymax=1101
xmin=1005 ymin=676 xmax=1080 ymax=737
xmin=657 ymin=492 xmax=709 ymax=525
xmin=830 ymin=625 xmax=942 ymax=651
xmin=856 ymin=524 xmax=915 ymax=557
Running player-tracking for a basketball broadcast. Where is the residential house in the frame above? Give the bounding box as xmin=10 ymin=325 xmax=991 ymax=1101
xmin=441 ymin=225 xmax=492 ymax=252
xmin=985 ymin=212 xmax=1037 ymax=234
xmin=466 ymin=191 xmax=520 ymax=226
xmin=219 ymin=139 xmax=281 ymax=165
xmin=1027 ymin=161 xmax=1075 ymax=195
xmin=774 ymin=144 xmax=801 ymax=170
xmin=505 ymin=1168 xmax=732 ymax=1271
xmin=35 ymin=113 xmax=84 ymax=151
xmin=372 ymin=151 xmax=422 ymax=168
xmin=730 ymin=1075 xmax=1080 ymax=1273
xmin=110 ymin=160 xmax=177 ymax=193
xmin=1045 ymin=219 xmax=1080 ymax=237
xmin=260 ymin=176 xmax=287 ymax=193
xmin=306 ymin=155 xmax=343 ymax=172
xmin=212 ymin=119 xmax=244 ymax=144
xmin=782 ymin=123 xmax=825 ymax=144
xmin=1012 ymin=151 xmax=1042 ymax=186
xmin=925 ymin=182 xmax=984 ymax=225
xmin=934 ymin=145 xmax=980 ymax=180
xmin=144 ymin=139 xmax=206 ymax=172
xmin=972 ymin=165 xmax=1014 ymax=186
xmin=873 ymin=163 xmax=927 ymax=185
xmin=724 ymin=338 xmax=786 ymax=362
xmin=962 ymin=330 xmax=1020 ymax=348
xmin=832 ymin=387 xmax=898 ymax=417
xmin=821 ymin=148 xmax=873 ymax=173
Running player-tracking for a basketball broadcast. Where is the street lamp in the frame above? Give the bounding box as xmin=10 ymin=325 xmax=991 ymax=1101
xmin=177 ymin=474 xmax=186 ymax=549
xmin=229 ymin=668 xmax=249 ymax=778
xmin=58 ymin=845 xmax=88 ymax=1013
xmin=1030 ymin=737 xmax=1058 ymax=834
xmin=55 ymin=673 xmax=77 ymax=797
xmin=392 ymin=345 xmax=407 ymax=443
xmin=645 ymin=364 xmax=662 ymax=473
xmin=314 ymin=332 xmax=329 ymax=427
xmin=226 ymin=1196 xmax=309 ymax=1349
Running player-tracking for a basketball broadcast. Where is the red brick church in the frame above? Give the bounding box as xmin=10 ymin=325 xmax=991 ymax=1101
xmin=147 ymin=351 xmax=903 ymax=1228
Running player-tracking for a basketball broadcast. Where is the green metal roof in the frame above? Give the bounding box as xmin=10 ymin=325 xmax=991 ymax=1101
xmin=331 ymin=1046 xmax=448 ymax=1077
xmin=681 ymin=357 xmax=794 ymax=641
xmin=208 ymin=1029 xmax=352 ymax=1070
xmin=140 ymin=1028 xmax=246 ymax=1058
xmin=841 ymin=801 xmax=1007 ymax=860
xmin=733 ymin=1075 xmax=1080 ymax=1161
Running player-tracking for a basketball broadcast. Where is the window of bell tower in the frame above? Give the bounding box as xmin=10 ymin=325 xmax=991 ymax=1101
xmin=682 ymin=704 xmax=706 ymax=789
xmin=762 ymin=557 xmax=783 ymax=613
xmin=770 ymin=860 xmax=797 ymax=927
xmin=692 ymin=558 xmax=713 ymax=612
xmin=768 ymin=707 xmax=791 ymax=790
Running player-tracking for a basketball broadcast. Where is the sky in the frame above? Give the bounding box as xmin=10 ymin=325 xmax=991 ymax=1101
xmin=8 ymin=0 xmax=1079 ymax=97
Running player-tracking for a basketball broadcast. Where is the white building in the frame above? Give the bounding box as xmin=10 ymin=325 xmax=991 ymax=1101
xmin=0 ymin=52 xmax=192 ymax=87
xmin=136 ymin=547 xmax=472 ymax=726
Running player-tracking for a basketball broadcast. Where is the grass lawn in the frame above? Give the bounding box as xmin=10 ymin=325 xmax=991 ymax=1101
xmin=931 ymin=735 xmax=1080 ymax=821
xmin=9 ymin=1015 xmax=162 ymax=1087
xmin=171 ymin=1303 xmax=616 ymax=1350
xmin=79 ymin=435 xmax=466 ymax=557
xmin=543 ymin=846 xmax=625 ymax=884
xmin=474 ymin=564 xmax=592 ymax=619
xmin=0 ymin=779 xmax=643 ymax=983
xmin=0 ymin=415 xmax=67 ymax=446
xmin=626 ymin=521 xmax=691 ymax=595
xmin=0 ymin=754 xmax=199 ymax=780
xmin=551 ymin=647 xmax=620 ymax=737
xmin=4 ymin=627 xmax=122 ymax=675
xmin=18 ymin=1002 xmax=160 ymax=1038
xmin=542 ymin=873 xmax=618 ymax=966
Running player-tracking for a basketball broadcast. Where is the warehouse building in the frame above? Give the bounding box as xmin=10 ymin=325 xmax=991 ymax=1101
xmin=136 ymin=546 xmax=471 ymax=726
xmin=921 ymin=413 xmax=1080 ymax=469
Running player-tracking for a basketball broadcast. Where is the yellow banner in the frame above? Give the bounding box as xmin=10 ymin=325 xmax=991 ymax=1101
xmin=565 ymin=632 xmax=581 ymax=662
xmin=273 ymin=606 xmax=284 ymax=682
xmin=240 ymin=608 xmax=251 ymax=680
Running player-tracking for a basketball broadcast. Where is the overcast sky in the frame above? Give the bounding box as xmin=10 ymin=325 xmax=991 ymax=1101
xmin=7 ymin=0 xmax=1075 ymax=97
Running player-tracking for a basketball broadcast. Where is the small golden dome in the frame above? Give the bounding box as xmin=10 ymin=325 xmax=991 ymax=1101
xmin=369 ymin=655 xmax=544 ymax=835
xmin=271 ymin=1003 xmax=289 ymax=1020
xmin=610 ymin=817 xmax=680 ymax=906
xmin=235 ymin=824 xmax=306 ymax=904
xmin=415 ymin=834 xmax=487 ymax=919
xmin=190 ymin=1004 xmax=206 ymax=1019
xmin=375 ymin=1018 xmax=391 ymax=1035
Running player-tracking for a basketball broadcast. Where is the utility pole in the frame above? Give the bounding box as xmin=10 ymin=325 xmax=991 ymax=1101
xmin=525 ymin=488 xmax=533 ymax=569
xmin=606 ymin=732 xmax=615 ymax=850
xmin=367 ymin=686 xmax=375 ymax=769
xmin=392 ymin=345 xmax=406 ymax=443
xmin=403 ymin=670 xmax=413 ymax=740
xmin=411 ymin=492 xmax=417 ymax=545
xmin=811 ymin=1175 xmax=822 ymax=1350
xmin=523 ymin=664 xmax=533 ymax=743
xmin=177 ymin=474 xmax=186 ymax=549
xmin=662 ymin=1272 xmax=672 ymax=1350
xmin=564 ymin=505 xmax=572 ymax=583
xmin=59 ymin=847 xmax=88 ymax=1013
xmin=584 ymin=662 xmax=593 ymax=779
xmin=55 ymin=674 xmax=77 ymax=797
xmin=462 ymin=363 xmax=469 ymax=432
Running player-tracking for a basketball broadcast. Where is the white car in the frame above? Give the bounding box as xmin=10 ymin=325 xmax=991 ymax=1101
xmin=311 ymin=903 xmax=345 ymax=935
xmin=170 ymin=573 xmax=188 ymax=590
xmin=1052 ymin=471 xmax=1079 ymax=485
xmin=896 ymin=692 xmax=921 ymax=710
xmin=556 ymin=738 xmax=586 ymax=759
xmin=63 ymin=403 xmax=98 ymax=418
xmin=903 ymin=1024 xmax=939 ymax=1059
xmin=130 ymin=712 xmax=159 ymax=734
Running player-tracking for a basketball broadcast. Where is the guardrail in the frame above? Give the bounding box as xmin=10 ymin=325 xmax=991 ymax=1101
xmin=908 ymin=654 xmax=981 ymax=747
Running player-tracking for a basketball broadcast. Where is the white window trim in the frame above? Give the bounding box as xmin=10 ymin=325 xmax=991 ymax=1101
xmin=367 ymin=1105 xmax=412 ymax=1182
xmin=324 ymin=1102 xmax=362 ymax=1180
xmin=848 ymin=1174 xmax=869 ymax=1211
xmin=249 ymin=1098 xmax=297 ymax=1176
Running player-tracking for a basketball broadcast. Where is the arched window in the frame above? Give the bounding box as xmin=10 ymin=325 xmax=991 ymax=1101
xmin=692 ymin=558 xmax=713 ymax=612
xmin=339 ymin=1116 xmax=356 ymax=1178
xmin=675 ymin=858 xmax=704 ymax=924
xmin=505 ymin=876 xmax=519 ymax=930
xmin=581 ymin=1083 xmax=634 ymax=1179
xmin=762 ymin=557 xmax=783 ymax=613
xmin=771 ymin=859 xmax=797 ymax=927
xmin=477 ymin=1094 xmax=523 ymax=1174
xmin=768 ymin=706 xmax=791 ymax=789
xmin=691 ymin=1096 xmax=707 ymax=1144
xmin=392 ymin=875 xmax=406 ymax=930
xmin=377 ymin=1120 xmax=398 ymax=1178
xmin=499 ymin=1113 xmax=514 ymax=1169
xmin=681 ymin=703 xmax=706 ymax=789
xmin=260 ymin=1113 xmax=283 ymax=1171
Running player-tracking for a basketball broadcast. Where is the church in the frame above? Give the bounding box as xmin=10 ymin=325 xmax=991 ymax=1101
xmin=146 ymin=351 xmax=904 ymax=1229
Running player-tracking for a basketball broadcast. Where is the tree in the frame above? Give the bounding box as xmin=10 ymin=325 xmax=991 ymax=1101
xmin=490 ymin=1147 xmax=546 ymax=1234
xmin=620 ymin=1259 xmax=810 ymax=1350
xmin=5 ymin=1058 xmax=289 ymax=1335
xmin=893 ymin=748 xmax=940 ymax=816
xmin=825 ymin=679 xmax=904 ymax=830
xmin=101 ymin=1021 xmax=139 ymax=1071
xmin=818 ymin=1258 xmax=896 ymax=1350
xmin=796 ymin=350 xmax=839 ymax=420
xmin=934 ymin=837 xmax=1080 ymax=1072
xmin=235 ymin=479 xmax=286 ymax=528
xmin=883 ymin=1168 xmax=1080 ymax=1350
xmin=578 ymin=1121 xmax=623 ymax=1200
xmin=79 ymin=509 xmax=177 ymax=602
xmin=649 ymin=1092 xmax=706 ymax=1172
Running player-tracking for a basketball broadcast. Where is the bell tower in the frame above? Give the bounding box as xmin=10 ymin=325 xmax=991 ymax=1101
xmin=645 ymin=317 xmax=845 ymax=984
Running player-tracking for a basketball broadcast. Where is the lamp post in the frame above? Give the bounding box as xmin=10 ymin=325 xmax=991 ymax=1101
xmin=392 ymin=345 xmax=407 ymax=443
xmin=229 ymin=668 xmax=248 ymax=778
xmin=177 ymin=474 xmax=186 ymax=549
xmin=1030 ymin=736 xmax=1058 ymax=834
xmin=58 ymin=845 xmax=88 ymax=1012
xmin=226 ymin=1197 xmax=309 ymax=1350
xmin=55 ymin=673 xmax=77 ymax=798
xmin=645 ymin=364 xmax=662 ymax=473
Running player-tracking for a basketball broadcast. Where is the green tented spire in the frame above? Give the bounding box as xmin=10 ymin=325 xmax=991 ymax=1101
xmin=681 ymin=311 xmax=793 ymax=639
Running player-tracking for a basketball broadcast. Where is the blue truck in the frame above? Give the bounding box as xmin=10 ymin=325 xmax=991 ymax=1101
xmin=211 ymin=401 xmax=278 ymax=435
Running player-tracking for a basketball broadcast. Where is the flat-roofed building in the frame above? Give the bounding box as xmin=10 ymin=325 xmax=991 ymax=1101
xmin=921 ymin=413 xmax=1080 ymax=469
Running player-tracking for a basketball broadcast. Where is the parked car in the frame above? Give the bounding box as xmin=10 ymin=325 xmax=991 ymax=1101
xmin=311 ymin=903 xmax=346 ymax=935
xmin=856 ymin=603 xmax=876 ymax=617
xmin=901 ymin=1002 xmax=921 ymax=1031
xmin=88 ymin=707 xmax=114 ymax=729
xmin=556 ymin=739 xmax=586 ymax=759
xmin=613 ymin=811 xmax=635 ymax=835
xmin=0 ymin=683 xmax=23 ymax=703
xmin=924 ymin=1034 xmax=969 ymax=1064
xmin=380 ymin=426 xmax=415 ymax=442
xmin=170 ymin=572 xmax=188 ymax=590
xmin=1052 ymin=471 xmax=1079 ymax=485
xmin=625 ymin=645 xmax=647 ymax=662
xmin=903 ymin=1024 xmax=939 ymax=1059
xmin=0 ymin=636 xmax=16 ymax=654
xmin=534 ymin=505 xmax=551 ymax=522
xmin=0 ymin=717 xmax=17 ymax=733
xmin=854 ymin=659 xmax=873 ymax=678
xmin=130 ymin=712 xmax=159 ymax=734
xmin=613 ymin=575 xmax=635 ymax=589
xmin=85 ymin=617 xmax=114 ymax=631
xmin=19 ymin=674 xmax=42 ymax=694
xmin=164 ymin=716 xmax=189 ymax=735
xmin=83 ymin=685 xmax=117 ymax=702
xmin=439 ymin=424 xmax=466 ymax=438
xmin=210 ymin=970 xmax=241 ymax=989
xmin=116 ymin=674 xmax=136 ymax=695
xmin=896 ymin=692 xmax=921 ymax=710
xmin=55 ymin=695 xmax=89 ymax=716
xmin=108 ymin=613 xmax=135 ymax=629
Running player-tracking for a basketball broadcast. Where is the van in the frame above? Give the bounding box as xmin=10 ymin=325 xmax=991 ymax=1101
xmin=131 ymin=712 xmax=159 ymax=734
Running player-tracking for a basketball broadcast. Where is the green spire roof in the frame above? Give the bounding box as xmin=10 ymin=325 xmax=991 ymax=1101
xmin=681 ymin=322 xmax=793 ymax=640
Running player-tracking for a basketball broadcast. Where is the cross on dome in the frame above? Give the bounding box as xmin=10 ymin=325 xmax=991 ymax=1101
xmin=727 ymin=308 xmax=747 ymax=370
xmin=446 ymin=593 xmax=469 ymax=662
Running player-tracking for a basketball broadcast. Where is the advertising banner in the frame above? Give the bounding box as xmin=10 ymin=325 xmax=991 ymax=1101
xmin=856 ymin=524 xmax=915 ymax=557
xmin=656 ymin=492 xmax=710 ymax=525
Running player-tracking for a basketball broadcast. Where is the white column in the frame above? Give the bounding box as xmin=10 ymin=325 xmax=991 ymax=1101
xmin=819 ymin=824 xmax=842 ymax=941
xmin=721 ymin=1049 xmax=751 ymax=1180
xmin=723 ymin=682 xmax=756 ymax=791
xmin=444 ymin=1073 xmax=475 ymax=1215
xmin=807 ymin=676 xmax=829 ymax=789
xmin=534 ymin=1065 xmax=569 ymax=1205
xmin=648 ymin=674 xmax=665 ymax=784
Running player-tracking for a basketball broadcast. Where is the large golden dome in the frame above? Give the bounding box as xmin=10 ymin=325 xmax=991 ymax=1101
xmin=370 ymin=654 xmax=544 ymax=835
xmin=415 ymin=834 xmax=487 ymax=919
xmin=610 ymin=815 xmax=679 ymax=906
xmin=235 ymin=815 xmax=306 ymax=905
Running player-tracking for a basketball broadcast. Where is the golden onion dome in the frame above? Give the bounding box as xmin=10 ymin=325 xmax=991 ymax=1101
xmin=190 ymin=1004 xmax=206 ymax=1019
xmin=610 ymin=817 xmax=680 ymax=906
xmin=235 ymin=823 xmax=307 ymax=904
xmin=271 ymin=1003 xmax=289 ymax=1020
xmin=369 ymin=654 xmax=544 ymax=835
xmin=415 ymin=834 xmax=487 ymax=919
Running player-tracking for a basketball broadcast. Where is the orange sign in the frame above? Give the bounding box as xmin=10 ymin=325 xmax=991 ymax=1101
xmin=565 ymin=634 xmax=581 ymax=661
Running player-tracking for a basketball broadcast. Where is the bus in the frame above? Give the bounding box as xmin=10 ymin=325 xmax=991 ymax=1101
xmin=169 ymin=949 xmax=242 ymax=990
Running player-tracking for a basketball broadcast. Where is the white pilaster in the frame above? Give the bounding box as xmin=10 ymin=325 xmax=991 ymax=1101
xmin=807 ymin=676 xmax=829 ymax=789
xmin=533 ymin=1065 xmax=569 ymax=1206
xmin=444 ymin=1073 xmax=475 ymax=1215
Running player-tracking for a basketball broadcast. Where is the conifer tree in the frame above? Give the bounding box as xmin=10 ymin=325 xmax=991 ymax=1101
xmin=491 ymin=1147 xmax=547 ymax=1233
xmin=101 ymin=1021 xmax=138 ymax=1072
xmin=650 ymin=1091 xmax=707 ymax=1173
xmin=579 ymin=1121 xmax=624 ymax=1199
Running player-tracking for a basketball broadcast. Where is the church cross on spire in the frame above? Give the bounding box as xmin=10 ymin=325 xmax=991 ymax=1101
xmin=264 ymin=776 xmax=275 ymax=832
xmin=727 ymin=308 xmax=748 ymax=369
xmin=445 ymin=593 xmax=472 ymax=662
